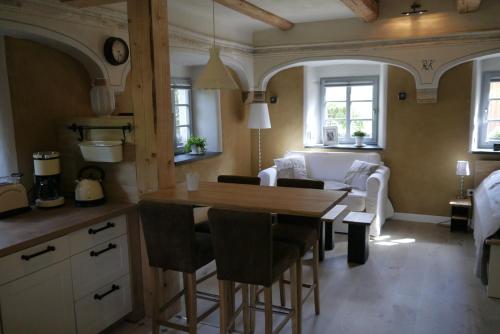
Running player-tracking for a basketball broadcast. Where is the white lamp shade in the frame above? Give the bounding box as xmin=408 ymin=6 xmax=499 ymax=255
xmin=248 ymin=103 xmax=271 ymax=129
xmin=193 ymin=46 xmax=239 ymax=90
xmin=456 ymin=160 xmax=470 ymax=176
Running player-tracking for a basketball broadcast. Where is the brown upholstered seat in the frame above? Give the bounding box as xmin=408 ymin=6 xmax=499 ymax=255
xmin=217 ymin=175 xmax=261 ymax=185
xmin=208 ymin=208 xmax=300 ymax=334
xmin=140 ymin=201 xmax=214 ymax=273
xmin=273 ymin=178 xmax=323 ymax=317
xmin=139 ymin=201 xmax=218 ymax=334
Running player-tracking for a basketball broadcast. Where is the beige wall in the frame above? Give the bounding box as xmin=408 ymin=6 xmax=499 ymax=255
xmin=176 ymin=70 xmax=251 ymax=183
xmin=5 ymin=37 xmax=94 ymax=189
xmin=253 ymin=64 xmax=499 ymax=217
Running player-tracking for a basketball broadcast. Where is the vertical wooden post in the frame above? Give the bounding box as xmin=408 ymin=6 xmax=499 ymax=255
xmin=127 ymin=0 xmax=178 ymax=320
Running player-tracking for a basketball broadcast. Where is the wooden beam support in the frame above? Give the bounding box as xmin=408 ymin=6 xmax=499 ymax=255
xmin=340 ymin=0 xmax=378 ymax=22
xmin=215 ymin=0 xmax=294 ymax=31
xmin=457 ymin=0 xmax=481 ymax=13
xmin=61 ymin=0 xmax=123 ymax=7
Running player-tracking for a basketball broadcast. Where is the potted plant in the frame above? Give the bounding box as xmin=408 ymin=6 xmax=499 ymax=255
xmin=353 ymin=130 xmax=366 ymax=147
xmin=184 ymin=136 xmax=207 ymax=155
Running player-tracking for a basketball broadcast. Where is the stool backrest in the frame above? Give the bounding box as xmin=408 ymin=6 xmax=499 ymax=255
xmin=276 ymin=178 xmax=324 ymax=230
xmin=139 ymin=201 xmax=197 ymax=272
xmin=208 ymin=208 xmax=273 ymax=285
xmin=277 ymin=178 xmax=324 ymax=189
xmin=218 ymin=175 xmax=261 ymax=185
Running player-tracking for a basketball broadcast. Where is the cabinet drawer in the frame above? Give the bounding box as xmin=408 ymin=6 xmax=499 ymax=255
xmin=75 ymin=275 xmax=132 ymax=334
xmin=0 ymin=236 xmax=70 ymax=285
xmin=69 ymin=214 xmax=127 ymax=255
xmin=71 ymin=235 xmax=130 ymax=300
xmin=0 ymin=260 xmax=76 ymax=334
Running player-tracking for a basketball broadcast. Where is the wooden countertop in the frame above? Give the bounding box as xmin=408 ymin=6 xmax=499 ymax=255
xmin=0 ymin=201 xmax=136 ymax=257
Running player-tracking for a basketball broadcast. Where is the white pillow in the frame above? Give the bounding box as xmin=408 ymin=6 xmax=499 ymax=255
xmin=274 ymin=155 xmax=308 ymax=179
xmin=344 ymin=160 xmax=379 ymax=191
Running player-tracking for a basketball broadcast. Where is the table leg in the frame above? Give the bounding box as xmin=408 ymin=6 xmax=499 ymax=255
xmin=324 ymin=221 xmax=334 ymax=251
xmin=319 ymin=221 xmax=325 ymax=262
xmin=347 ymin=223 xmax=369 ymax=264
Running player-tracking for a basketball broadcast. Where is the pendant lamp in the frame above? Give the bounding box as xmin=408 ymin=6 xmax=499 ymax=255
xmin=194 ymin=0 xmax=239 ymax=90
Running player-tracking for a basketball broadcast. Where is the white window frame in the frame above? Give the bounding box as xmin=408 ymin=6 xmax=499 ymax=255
xmin=478 ymin=71 xmax=500 ymax=149
xmin=171 ymin=78 xmax=193 ymax=154
xmin=320 ymin=76 xmax=379 ymax=145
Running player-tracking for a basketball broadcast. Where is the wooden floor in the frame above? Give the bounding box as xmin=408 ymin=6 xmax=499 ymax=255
xmin=110 ymin=220 xmax=500 ymax=334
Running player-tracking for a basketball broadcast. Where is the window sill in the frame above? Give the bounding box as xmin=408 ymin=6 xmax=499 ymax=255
xmin=471 ymin=149 xmax=500 ymax=154
xmin=174 ymin=151 xmax=222 ymax=166
xmin=304 ymin=144 xmax=383 ymax=151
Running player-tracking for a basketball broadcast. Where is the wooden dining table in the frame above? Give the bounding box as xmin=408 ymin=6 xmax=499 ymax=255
xmin=141 ymin=181 xmax=347 ymax=333
xmin=141 ymin=181 xmax=347 ymax=218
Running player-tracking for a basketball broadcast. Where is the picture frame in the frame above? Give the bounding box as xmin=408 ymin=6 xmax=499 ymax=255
xmin=323 ymin=126 xmax=338 ymax=146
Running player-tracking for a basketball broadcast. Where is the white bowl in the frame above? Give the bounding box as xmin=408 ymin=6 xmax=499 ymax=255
xmin=79 ymin=141 xmax=123 ymax=163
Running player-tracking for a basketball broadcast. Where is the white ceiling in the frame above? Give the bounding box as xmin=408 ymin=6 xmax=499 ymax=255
xmin=102 ymin=0 xmax=357 ymax=44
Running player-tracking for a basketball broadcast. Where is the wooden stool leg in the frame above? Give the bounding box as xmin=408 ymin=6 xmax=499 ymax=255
xmin=312 ymin=240 xmax=320 ymax=315
xmin=279 ymin=274 xmax=286 ymax=306
xmin=296 ymin=260 xmax=303 ymax=332
xmin=151 ymin=268 xmax=160 ymax=334
xmin=249 ymin=285 xmax=256 ymax=334
xmin=290 ymin=262 xmax=300 ymax=334
xmin=325 ymin=221 xmax=334 ymax=250
xmin=242 ymin=284 xmax=250 ymax=334
xmin=218 ymin=280 xmax=228 ymax=334
xmin=264 ymin=287 xmax=273 ymax=334
xmin=184 ymin=273 xmax=197 ymax=334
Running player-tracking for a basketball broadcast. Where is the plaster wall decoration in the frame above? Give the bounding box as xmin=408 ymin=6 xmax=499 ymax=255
xmin=253 ymin=30 xmax=500 ymax=103
xmin=0 ymin=0 xmax=254 ymax=93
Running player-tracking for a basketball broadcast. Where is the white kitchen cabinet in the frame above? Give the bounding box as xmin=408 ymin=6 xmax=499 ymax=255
xmin=0 ymin=260 xmax=76 ymax=334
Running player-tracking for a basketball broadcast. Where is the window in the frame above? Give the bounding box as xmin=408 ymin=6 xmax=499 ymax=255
xmin=479 ymin=72 xmax=500 ymax=149
xmin=171 ymin=79 xmax=193 ymax=154
xmin=321 ymin=76 xmax=378 ymax=145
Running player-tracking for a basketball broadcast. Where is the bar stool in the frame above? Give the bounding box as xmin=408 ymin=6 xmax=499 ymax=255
xmin=208 ymin=208 xmax=300 ymax=334
xmin=139 ymin=201 xmax=219 ymax=334
xmin=195 ymin=175 xmax=261 ymax=234
xmin=273 ymin=178 xmax=323 ymax=320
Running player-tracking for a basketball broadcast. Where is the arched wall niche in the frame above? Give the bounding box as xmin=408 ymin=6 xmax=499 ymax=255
xmin=0 ymin=19 xmax=129 ymax=94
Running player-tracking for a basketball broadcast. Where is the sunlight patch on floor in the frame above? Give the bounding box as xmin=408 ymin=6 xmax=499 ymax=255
xmin=373 ymin=235 xmax=416 ymax=246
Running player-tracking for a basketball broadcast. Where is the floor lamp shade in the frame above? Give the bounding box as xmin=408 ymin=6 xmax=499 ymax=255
xmin=193 ymin=46 xmax=239 ymax=90
xmin=248 ymin=103 xmax=271 ymax=129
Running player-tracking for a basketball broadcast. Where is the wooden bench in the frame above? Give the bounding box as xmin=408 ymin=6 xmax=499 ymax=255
xmin=486 ymin=238 xmax=500 ymax=298
xmin=343 ymin=212 xmax=375 ymax=264
xmin=321 ymin=205 xmax=348 ymax=255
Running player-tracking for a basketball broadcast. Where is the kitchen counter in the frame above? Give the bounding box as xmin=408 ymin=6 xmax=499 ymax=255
xmin=0 ymin=201 xmax=137 ymax=258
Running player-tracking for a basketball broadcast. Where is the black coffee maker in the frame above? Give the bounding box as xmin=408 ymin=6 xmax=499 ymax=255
xmin=33 ymin=151 xmax=65 ymax=208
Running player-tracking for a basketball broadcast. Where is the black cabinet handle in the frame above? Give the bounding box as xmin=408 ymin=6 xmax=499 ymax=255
xmin=94 ymin=284 xmax=120 ymax=301
xmin=88 ymin=222 xmax=115 ymax=235
xmin=21 ymin=246 xmax=56 ymax=261
xmin=90 ymin=243 xmax=117 ymax=257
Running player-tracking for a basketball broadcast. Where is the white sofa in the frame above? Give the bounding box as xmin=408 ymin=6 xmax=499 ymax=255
xmin=258 ymin=151 xmax=394 ymax=236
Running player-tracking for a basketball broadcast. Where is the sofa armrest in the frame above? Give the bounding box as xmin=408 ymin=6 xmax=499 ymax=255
xmin=258 ymin=166 xmax=278 ymax=186
xmin=365 ymin=166 xmax=391 ymax=234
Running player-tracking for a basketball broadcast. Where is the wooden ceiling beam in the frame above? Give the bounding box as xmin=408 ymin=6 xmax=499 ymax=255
xmin=457 ymin=0 xmax=482 ymax=13
xmin=340 ymin=0 xmax=378 ymax=22
xmin=60 ymin=0 xmax=123 ymax=7
xmin=214 ymin=0 xmax=294 ymax=31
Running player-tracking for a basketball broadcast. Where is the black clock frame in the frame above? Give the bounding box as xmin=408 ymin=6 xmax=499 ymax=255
xmin=103 ymin=37 xmax=129 ymax=66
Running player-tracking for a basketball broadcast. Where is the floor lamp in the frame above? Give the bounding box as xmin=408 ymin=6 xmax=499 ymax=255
xmin=248 ymin=102 xmax=271 ymax=172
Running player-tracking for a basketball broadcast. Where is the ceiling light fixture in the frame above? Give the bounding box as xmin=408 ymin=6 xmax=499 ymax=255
xmin=194 ymin=0 xmax=239 ymax=90
xmin=401 ymin=2 xmax=428 ymax=16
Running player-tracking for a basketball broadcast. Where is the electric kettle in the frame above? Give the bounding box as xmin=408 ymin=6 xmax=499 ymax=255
xmin=75 ymin=166 xmax=105 ymax=207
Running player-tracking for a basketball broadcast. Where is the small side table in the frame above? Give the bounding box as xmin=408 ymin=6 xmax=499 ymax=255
xmin=449 ymin=198 xmax=472 ymax=232
xmin=343 ymin=212 xmax=375 ymax=264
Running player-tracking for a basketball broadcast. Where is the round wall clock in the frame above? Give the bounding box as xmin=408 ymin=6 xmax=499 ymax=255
xmin=103 ymin=37 xmax=129 ymax=66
